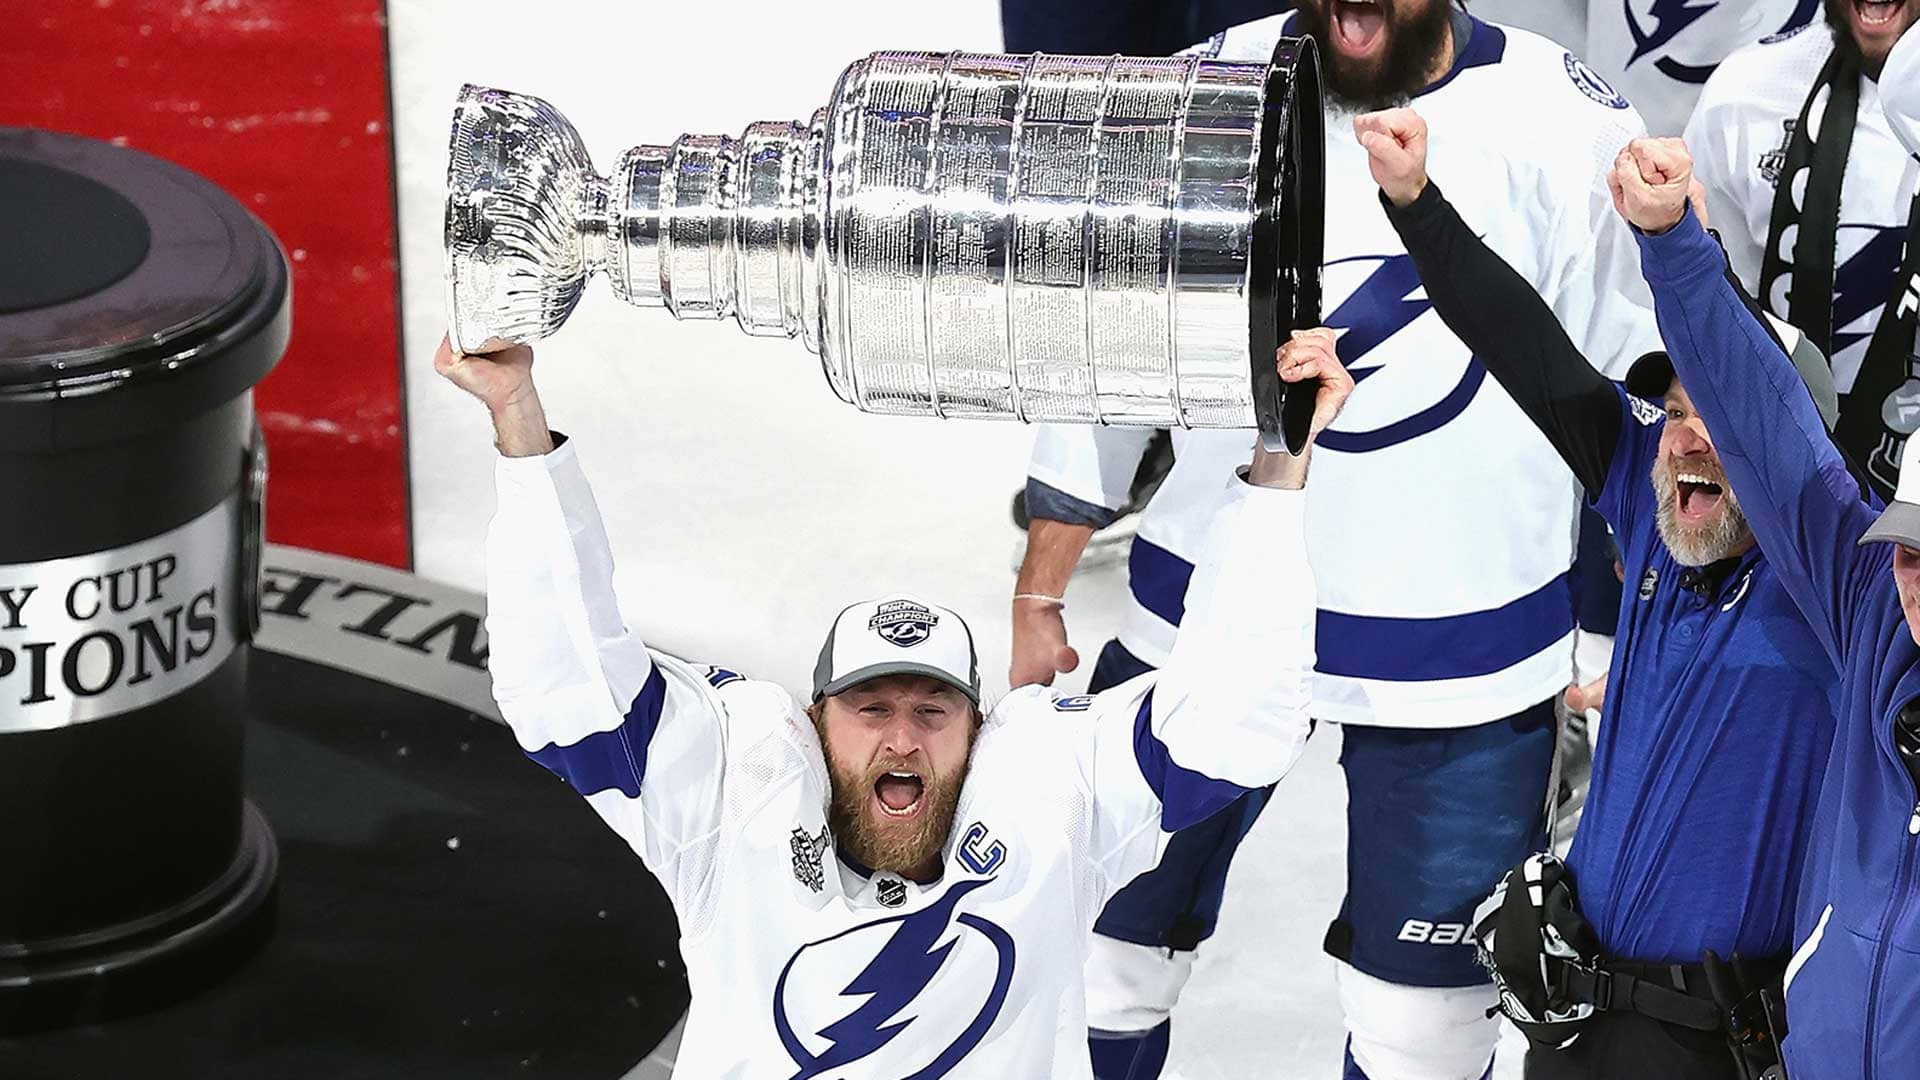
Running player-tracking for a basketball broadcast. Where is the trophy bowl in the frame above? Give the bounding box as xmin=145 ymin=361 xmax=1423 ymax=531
xmin=447 ymin=39 xmax=1323 ymax=449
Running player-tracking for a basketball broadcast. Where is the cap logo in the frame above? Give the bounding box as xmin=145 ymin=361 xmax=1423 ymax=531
xmin=869 ymin=599 xmax=938 ymax=648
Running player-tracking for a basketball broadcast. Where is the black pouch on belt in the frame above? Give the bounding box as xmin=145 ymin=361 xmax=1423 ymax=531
xmin=1707 ymin=950 xmax=1790 ymax=1080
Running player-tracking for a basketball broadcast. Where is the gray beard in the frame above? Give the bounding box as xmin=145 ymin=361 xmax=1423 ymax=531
xmin=1649 ymin=462 xmax=1755 ymax=566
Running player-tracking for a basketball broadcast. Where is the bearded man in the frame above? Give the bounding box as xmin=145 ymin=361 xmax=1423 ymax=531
xmin=1360 ymin=108 xmax=1843 ymax=1079
xmin=1686 ymin=1 xmax=1920 ymax=499
xmin=1013 ymin=3 xmax=1659 ymax=1077
xmin=434 ymin=332 xmax=1350 ymax=1078
xmin=1610 ymin=126 xmax=1920 ymax=1080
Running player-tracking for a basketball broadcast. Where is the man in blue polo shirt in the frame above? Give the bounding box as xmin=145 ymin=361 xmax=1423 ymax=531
xmin=1613 ymin=129 xmax=1920 ymax=1080
xmin=1359 ymin=108 xmax=1842 ymax=1079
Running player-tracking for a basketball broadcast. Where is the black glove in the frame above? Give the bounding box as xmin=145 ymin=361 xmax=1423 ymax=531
xmin=1471 ymin=852 xmax=1603 ymax=1050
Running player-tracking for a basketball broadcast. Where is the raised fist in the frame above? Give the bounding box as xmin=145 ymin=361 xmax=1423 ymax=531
xmin=1607 ymin=137 xmax=1695 ymax=235
xmin=1353 ymin=108 xmax=1429 ymax=208
xmin=434 ymin=333 xmax=535 ymax=413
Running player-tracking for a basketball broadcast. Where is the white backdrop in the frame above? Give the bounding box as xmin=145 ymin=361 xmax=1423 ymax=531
xmin=391 ymin=0 xmax=1044 ymax=696
xmin=386 ymin=3 xmax=1528 ymax=1075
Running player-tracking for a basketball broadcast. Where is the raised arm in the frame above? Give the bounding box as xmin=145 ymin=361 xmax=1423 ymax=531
xmin=1075 ymin=333 xmax=1347 ymax=903
xmin=437 ymin=337 xmax=728 ymax=912
xmin=1357 ymin=108 xmax=1622 ymax=495
xmin=1610 ymin=141 xmax=1887 ymax=658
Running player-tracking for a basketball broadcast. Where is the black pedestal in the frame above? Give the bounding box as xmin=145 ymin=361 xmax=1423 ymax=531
xmin=0 ymin=127 xmax=289 ymax=1030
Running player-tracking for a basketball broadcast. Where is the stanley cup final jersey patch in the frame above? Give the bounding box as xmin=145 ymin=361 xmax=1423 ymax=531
xmin=791 ymin=824 xmax=830 ymax=893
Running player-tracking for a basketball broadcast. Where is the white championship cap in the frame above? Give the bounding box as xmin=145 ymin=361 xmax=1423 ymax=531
xmin=1861 ymin=436 xmax=1920 ymax=549
xmin=811 ymin=594 xmax=981 ymax=705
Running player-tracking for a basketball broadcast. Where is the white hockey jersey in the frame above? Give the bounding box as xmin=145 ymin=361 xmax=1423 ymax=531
xmin=1887 ymin=26 xmax=1920 ymax=160
xmin=1686 ymin=22 xmax=1920 ymax=400
xmin=1585 ymin=0 xmax=1820 ymax=135
xmin=1463 ymin=2 xmax=1822 ymax=135
xmin=484 ymin=440 xmax=1314 ymax=1079
xmin=1032 ymin=14 xmax=1658 ymax=729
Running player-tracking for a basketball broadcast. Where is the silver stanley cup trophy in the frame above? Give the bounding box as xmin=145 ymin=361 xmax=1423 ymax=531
xmin=446 ymin=40 xmax=1324 ymax=449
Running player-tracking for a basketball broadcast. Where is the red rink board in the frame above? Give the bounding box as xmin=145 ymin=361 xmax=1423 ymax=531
xmin=2 ymin=0 xmax=411 ymax=568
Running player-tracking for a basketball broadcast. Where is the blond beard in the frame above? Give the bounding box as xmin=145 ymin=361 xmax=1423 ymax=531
xmin=1649 ymin=460 xmax=1755 ymax=566
xmin=807 ymin=704 xmax=976 ymax=878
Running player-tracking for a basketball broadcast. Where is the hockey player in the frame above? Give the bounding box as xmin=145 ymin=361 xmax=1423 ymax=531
xmin=1614 ymin=131 xmax=1920 ymax=1080
xmin=1889 ymin=20 xmax=1920 ymax=155
xmin=1592 ymin=0 xmax=1822 ymax=135
xmin=434 ymin=332 xmax=1349 ymax=1079
xmin=1887 ymin=20 xmax=1920 ymax=155
xmin=1686 ymin=2 xmax=1920 ymax=498
xmin=1485 ymin=0 xmax=1824 ymax=137
xmin=1013 ymin=4 xmax=1661 ymax=1078
xmin=1363 ymin=106 xmax=1841 ymax=1079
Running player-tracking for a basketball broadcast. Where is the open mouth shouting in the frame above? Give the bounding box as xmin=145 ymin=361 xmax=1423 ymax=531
xmin=874 ymin=768 xmax=926 ymax=821
xmin=1854 ymin=0 xmax=1910 ymax=29
xmin=1329 ymin=0 xmax=1388 ymax=59
xmin=1674 ymin=470 xmax=1727 ymax=527
xmin=1833 ymin=0 xmax=1919 ymax=64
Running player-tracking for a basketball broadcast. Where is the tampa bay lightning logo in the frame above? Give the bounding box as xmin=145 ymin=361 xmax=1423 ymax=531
xmin=869 ymin=599 xmax=938 ymax=648
xmin=1621 ymin=0 xmax=1817 ymax=83
xmin=773 ymin=877 xmax=1016 ymax=1079
xmin=1564 ymin=52 xmax=1631 ymax=109
xmin=1315 ymin=252 xmax=1488 ymax=453
xmin=1832 ymin=225 xmax=1908 ymax=360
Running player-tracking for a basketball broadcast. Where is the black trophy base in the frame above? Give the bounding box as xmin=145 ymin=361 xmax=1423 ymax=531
xmin=0 ymin=644 xmax=689 ymax=1079
xmin=0 ymin=802 xmax=279 ymax=1036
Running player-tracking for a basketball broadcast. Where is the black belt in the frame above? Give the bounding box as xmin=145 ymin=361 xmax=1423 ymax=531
xmin=1559 ymin=959 xmax=1728 ymax=1033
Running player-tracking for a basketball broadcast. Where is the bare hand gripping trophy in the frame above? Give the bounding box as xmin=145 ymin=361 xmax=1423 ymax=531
xmin=445 ymin=40 xmax=1324 ymax=449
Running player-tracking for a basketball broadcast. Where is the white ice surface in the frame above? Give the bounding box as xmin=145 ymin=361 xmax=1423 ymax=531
xmin=388 ymin=3 xmax=1524 ymax=1075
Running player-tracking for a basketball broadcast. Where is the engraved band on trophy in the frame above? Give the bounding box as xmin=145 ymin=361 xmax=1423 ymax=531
xmin=446 ymin=39 xmax=1323 ymax=448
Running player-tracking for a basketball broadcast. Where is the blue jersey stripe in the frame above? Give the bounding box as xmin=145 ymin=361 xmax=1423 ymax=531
xmin=1128 ymin=537 xmax=1195 ymax=627
xmin=1316 ymin=571 xmax=1575 ymax=682
xmin=1130 ymin=689 xmax=1250 ymax=832
xmin=526 ymin=664 xmax=667 ymax=798
xmin=1130 ymin=536 xmax=1574 ymax=683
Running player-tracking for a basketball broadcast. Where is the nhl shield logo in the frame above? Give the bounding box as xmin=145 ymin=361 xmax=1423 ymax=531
xmin=875 ymin=877 xmax=907 ymax=907
xmin=869 ymin=599 xmax=938 ymax=648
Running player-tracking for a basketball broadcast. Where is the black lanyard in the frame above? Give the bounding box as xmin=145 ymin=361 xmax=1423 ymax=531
xmin=1760 ymin=48 xmax=1920 ymax=499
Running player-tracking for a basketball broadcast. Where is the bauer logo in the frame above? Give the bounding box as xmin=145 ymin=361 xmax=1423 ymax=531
xmin=1563 ymin=53 xmax=1630 ymax=110
xmin=1396 ymin=919 xmax=1473 ymax=946
xmin=0 ymin=498 xmax=239 ymax=732
xmin=869 ymin=599 xmax=938 ymax=648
